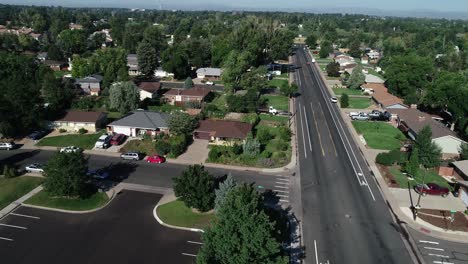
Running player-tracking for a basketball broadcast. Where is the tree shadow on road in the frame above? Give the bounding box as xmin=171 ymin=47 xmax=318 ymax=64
xmin=0 ymin=149 xmax=41 ymax=168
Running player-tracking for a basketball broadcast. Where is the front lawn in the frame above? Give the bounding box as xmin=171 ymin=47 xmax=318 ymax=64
xmin=54 ymin=71 xmax=70 ymax=79
xmin=268 ymin=78 xmax=288 ymax=88
xmin=389 ymin=167 xmax=451 ymax=189
xmin=0 ymin=176 xmax=44 ymax=210
xmin=37 ymin=132 xmax=103 ymax=149
xmin=148 ymin=104 xmax=184 ymax=113
xmin=346 ymin=97 xmax=372 ymax=109
xmin=333 ymin=88 xmax=362 ymax=96
xmin=120 ymin=139 xmax=155 ymax=155
xmin=259 ymin=114 xmax=289 ymax=124
xmin=24 ymin=190 xmax=109 ymax=211
xmin=262 ymin=95 xmax=289 ymax=111
xmin=352 ymin=122 xmax=406 ymax=150
xmin=157 ymin=200 xmax=214 ymax=229
xmin=276 ymin=73 xmax=289 ymax=78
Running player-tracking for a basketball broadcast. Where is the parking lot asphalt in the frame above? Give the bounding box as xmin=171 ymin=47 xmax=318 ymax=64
xmin=0 ymin=190 xmax=201 ymax=264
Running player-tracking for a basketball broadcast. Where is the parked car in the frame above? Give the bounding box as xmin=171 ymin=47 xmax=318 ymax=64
xmin=269 ymin=106 xmax=278 ymax=115
xmin=110 ymin=134 xmax=126 ymax=146
xmin=351 ymin=113 xmax=369 ymax=121
xmin=25 ymin=163 xmax=44 ymax=173
xmin=205 ymin=81 xmax=214 ymax=86
xmin=95 ymin=135 xmax=112 ymax=149
xmin=87 ymin=169 xmax=110 ymax=180
xmin=60 ymin=146 xmax=81 ymax=153
xmin=414 ymin=183 xmax=449 ymax=197
xmin=368 ymin=110 xmax=382 ymax=118
xmin=349 ymin=111 xmax=361 ymax=117
xmin=330 ymin=97 xmax=338 ymax=103
xmin=120 ymin=152 xmax=141 ymax=161
xmin=0 ymin=142 xmax=16 ymax=150
xmin=28 ymin=130 xmax=50 ymax=140
xmin=147 ymin=155 xmax=166 ymax=164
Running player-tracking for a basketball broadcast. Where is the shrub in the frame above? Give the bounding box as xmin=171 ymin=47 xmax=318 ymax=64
xmin=208 ymin=147 xmax=221 ymax=162
xmin=376 ymin=152 xmax=393 ymax=166
xmin=3 ymin=164 xmax=17 ymax=178
xmin=261 ymin=150 xmax=272 ymax=158
xmin=340 ymin=94 xmax=349 ymax=108
xmin=232 ymin=144 xmax=243 ymax=155
xmin=169 ymin=135 xmax=188 ymax=157
xmin=59 ymin=128 xmax=67 ymax=133
xmin=243 ymin=137 xmax=261 ymax=156
xmin=256 ymin=127 xmax=273 ymax=145
xmin=241 ymin=113 xmax=259 ymax=125
xmin=155 ymin=140 xmax=171 ymax=155
xmin=78 ymin=128 xmax=88 ymax=134
xmin=375 ymin=150 xmax=405 ymax=166
xmin=278 ymin=127 xmax=292 ymax=142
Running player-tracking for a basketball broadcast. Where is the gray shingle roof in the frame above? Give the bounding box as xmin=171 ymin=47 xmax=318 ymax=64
xmin=108 ymin=111 xmax=170 ymax=129
xmin=196 ymin=67 xmax=222 ymax=77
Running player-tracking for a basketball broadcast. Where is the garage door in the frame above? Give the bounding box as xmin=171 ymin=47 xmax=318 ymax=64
xmin=112 ymin=126 xmax=132 ymax=136
xmin=194 ymin=131 xmax=211 ymax=140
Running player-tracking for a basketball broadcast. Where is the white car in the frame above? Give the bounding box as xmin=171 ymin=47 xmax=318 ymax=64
xmin=268 ymin=106 xmax=278 ymax=115
xmin=25 ymin=163 xmax=44 ymax=173
xmin=60 ymin=146 xmax=81 ymax=153
xmin=330 ymin=97 xmax=338 ymax=103
xmin=95 ymin=135 xmax=112 ymax=149
xmin=205 ymin=81 xmax=214 ymax=86
xmin=0 ymin=142 xmax=16 ymax=150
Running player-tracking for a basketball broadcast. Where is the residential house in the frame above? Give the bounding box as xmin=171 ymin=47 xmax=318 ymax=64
xmin=138 ymin=82 xmax=161 ymax=101
xmin=53 ymin=111 xmax=107 ymax=133
xmin=367 ymin=50 xmax=380 ymax=60
xmin=335 ymin=55 xmax=357 ymax=71
xmin=338 ymin=48 xmax=350 ymax=54
xmin=451 ymin=160 xmax=468 ymax=207
xmin=69 ymin=23 xmax=83 ymax=30
xmin=107 ymin=110 xmax=170 ymax=137
xmin=196 ymin=68 xmax=222 ymax=80
xmin=193 ymin=120 xmax=253 ymax=145
xmin=163 ymin=87 xmax=211 ymax=106
xmin=361 ymin=83 xmax=408 ymax=109
xmin=361 ymin=55 xmax=369 ymax=65
xmin=391 ymin=108 xmax=466 ymax=159
xmin=76 ymin=74 xmax=103 ymax=95
xmin=43 ymin=60 xmax=68 ymax=71
xmin=127 ymin=54 xmax=140 ymax=76
xmin=155 ymin=67 xmax=174 ymax=78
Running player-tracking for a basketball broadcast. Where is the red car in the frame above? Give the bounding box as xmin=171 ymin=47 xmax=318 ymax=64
xmin=110 ymin=134 xmax=126 ymax=145
xmin=147 ymin=155 xmax=166 ymax=164
xmin=414 ymin=183 xmax=450 ymax=197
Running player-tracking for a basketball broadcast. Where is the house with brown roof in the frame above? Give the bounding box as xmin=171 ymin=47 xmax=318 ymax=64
xmin=163 ymin=87 xmax=211 ymax=106
xmin=138 ymin=82 xmax=161 ymax=101
xmin=193 ymin=120 xmax=253 ymax=145
xmin=391 ymin=108 xmax=466 ymax=159
xmin=53 ymin=111 xmax=107 ymax=133
xmin=361 ymin=83 xmax=408 ymax=109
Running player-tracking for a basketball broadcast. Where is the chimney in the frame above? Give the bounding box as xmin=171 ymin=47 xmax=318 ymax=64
xmin=410 ymin=104 xmax=417 ymax=109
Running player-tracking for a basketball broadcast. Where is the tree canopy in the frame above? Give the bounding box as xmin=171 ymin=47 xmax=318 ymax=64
xmin=109 ymin=81 xmax=139 ymax=114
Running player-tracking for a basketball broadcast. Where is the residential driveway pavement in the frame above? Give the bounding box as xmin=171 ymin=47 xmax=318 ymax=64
xmin=172 ymin=139 xmax=209 ymax=164
xmin=390 ymin=188 xmax=466 ymax=211
xmin=0 ymin=191 xmax=201 ymax=264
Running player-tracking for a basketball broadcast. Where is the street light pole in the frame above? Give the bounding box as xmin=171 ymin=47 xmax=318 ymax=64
xmin=415 ymin=167 xmax=427 ymax=209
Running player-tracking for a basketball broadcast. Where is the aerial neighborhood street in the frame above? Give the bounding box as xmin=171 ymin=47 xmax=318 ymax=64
xmin=1 ymin=2 xmax=468 ymax=264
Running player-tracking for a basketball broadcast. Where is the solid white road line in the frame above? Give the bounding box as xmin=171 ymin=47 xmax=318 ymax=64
xmin=10 ymin=213 xmax=40 ymax=219
xmin=314 ymin=240 xmax=319 ymax=264
xmin=0 ymin=223 xmax=27 ymax=229
xmin=182 ymin=253 xmax=197 ymax=257
xmin=298 ymin=102 xmax=308 ymax=158
xmin=274 ymin=185 xmax=289 ymax=189
xmin=311 ymin=107 xmax=325 ymax=156
xmin=424 ymin=247 xmax=445 ymax=251
xmin=433 ymin=261 xmax=453 ymax=264
xmin=0 ymin=236 xmax=13 ymax=241
xmin=187 ymin=241 xmax=203 ymax=245
xmin=428 ymin=253 xmax=449 ymax=258
xmin=303 ymin=106 xmax=313 ymax=152
xmin=419 ymin=240 xmax=439 ymax=245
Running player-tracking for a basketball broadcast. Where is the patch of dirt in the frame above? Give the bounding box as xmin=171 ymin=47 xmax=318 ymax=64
xmin=418 ymin=209 xmax=468 ymax=232
xmin=377 ymin=164 xmax=400 ymax=188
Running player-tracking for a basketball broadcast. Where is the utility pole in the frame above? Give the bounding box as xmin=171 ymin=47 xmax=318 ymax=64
xmin=415 ymin=167 xmax=427 ymax=209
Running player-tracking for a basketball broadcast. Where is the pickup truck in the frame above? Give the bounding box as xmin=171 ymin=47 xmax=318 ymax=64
xmin=351 ymin=113 xmax=370 ymax=121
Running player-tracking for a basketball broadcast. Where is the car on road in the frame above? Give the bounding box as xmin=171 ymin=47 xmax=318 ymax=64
xmin=330 ymin=97 xmax=338 ymax=103
xmin=87 ymin=169 xmax=110 ymax=180
xmin=351 ymin=113 xmax=370 ymax=121
xmin=146 ymin=154 xmax=165 ymax=164
xmin=60 ymin=146 xmax=82 ymax=153
xmin=25 ymin=163 xmax=44 ymax=173
xmin=28 ymin=130 xmax=50 ymax=140
xmin=95 ymin=134 xmax=112 ymax=149
xmin=120 ymin=152 xmax=141 ymax=161
xmin=110 ymin=133 xmax=126 ymax=145
xmin=414 ymin=183 xmax=449 ymax=197
xmin=0 ymin=142 xmax=16 ymax=150
xmin=205 ymin=81 xmax=214 ymax=86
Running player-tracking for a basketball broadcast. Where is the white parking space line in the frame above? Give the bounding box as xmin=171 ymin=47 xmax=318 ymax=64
xmin=10 ymin=213 xmax=40 ymax=219
xmin=274 ymin=185 xmax=289 ymax=189
xmin=182 ymin=253 xmax=197 ymax=257
xmin=420 ymin=240 xmax=439 ymax=245
xmin=277 ymin=194 xmax=289 ymax=198
xmin=275 ymin=178 xmax=289 ymax=182
xmin=0 ymin=223 xmax=27 ymax=229
xmin=274 ymin=189 xmax=289 ymax=193
xmin=275 ymin=181 xmax=289 ymax=185
xmin=187 ymin=241 xmax=203 ymax=245
xmin=424 ymin=247 xmax=445 ymax=251
xmin=279 ymin=199 xmax=289 ymax=203
xmin=428 ymin=253 xmax=449 ymax=258
xmin=0 ymin=236 xmax=13 ymax=241
xmin=314 ymin=240 xmax=319 ymax=264
xmin=433 ymin=261 xmax=454 ymax=264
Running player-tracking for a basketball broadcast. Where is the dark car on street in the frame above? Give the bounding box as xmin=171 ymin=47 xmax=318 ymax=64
xmin=414 ymin=183 xmax=450 ymax=197
xmin=87 ymin=169 xmax=110 ymax=180
xmin=28 ymin=130 xmax=50 ymax=140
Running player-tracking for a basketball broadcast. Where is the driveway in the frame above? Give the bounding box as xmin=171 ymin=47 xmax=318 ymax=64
xmin=172 ymin=139 xmax=209 ymax=164
xmin=0 ymin=190 xmax=201 ymax=264
xmin=389 ymin=188 xmax=466 ymax=211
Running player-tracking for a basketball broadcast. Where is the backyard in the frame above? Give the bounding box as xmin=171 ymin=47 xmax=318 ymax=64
xmin=352 ymin=121 xmax=406 ymax=150
xmin=37 ymin=132 xmax=104 ymax=149
xmin=24 ymin=190 xmax=109 ymax=211
xmin=259 ymin=114 xmax=289 ymax=124
xmin=156 ymin=200 xmax=214 ymax=229
xmin=262 ymin=95 xmax=289 ymax=111
xmin=0 ymin=176 xmax=43 ymax=210
xmin=345 ymin=97 xmax=372 ymax=109
xmin=333 ymin=88 xmax=363 ymax=96
xmin=268 ymin=78 xmax=288 ymax=88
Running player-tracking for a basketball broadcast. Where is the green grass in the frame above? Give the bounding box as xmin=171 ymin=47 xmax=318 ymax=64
xmin=259 ymin=114 xmax=288 ymax=124
xmin=262 ymin=95 xmax=289 ymax=111
xmin=315 ymin=58 xmax=332 ymax=63
xmin=0 ymin=177 xmax=44 ymax=210
xmin=389 ymin=167 xmax=451 ymax=189
xmin=157 ymin=200 xmax=214 ymax=229
xmin=276 ymin=73 xmax=289 ymax=78
xmin=268 ymin=78 xmax=289 ymax=88
xmin=352 ymin=122 xmax=406 ymax=150
xmin=54 ymin=71 xmax=70 ymax=79
xmin=148 ymin=104 xmax=184 ymax=113
xmin=107 ymin=111 xmax=123 ymax=119
xmin=333 ymin=88 xmax=362 ymax=96
xmin=213 ymin=80 xmax=224 ymax=85
xmin=365 ymin=68 xmax=384 ymax=79
xmin=24 ymin=190 xmax=109 ymax=211
xmin=120 ymin=139 xmax=155 ymax=155
xmin=211 ymin=94 xmax=227 ymax=110
xmin=37 ymin=132 xmax=103 ymax=149
xmin=346 ymin=97 xmax=372 ymax=109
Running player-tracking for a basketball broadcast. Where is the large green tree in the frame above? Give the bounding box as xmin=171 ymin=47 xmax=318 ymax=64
xmin=168 ymin=112 xmax=198 ymax=135
xmin=347 ymin=65 xmax=365 ymax=89
xmin=222 ymin=50 xmax=251 ymax=91
xmin=326 ymin=61 xmax=340 ymax=77
xmin=109 ymin=81 xmax=139 ymax=114
xmin=319 ymin=40 xmax=333 ymax=58
xmin=414 ymin=126 xmax=441 ymax=168
xmin=173 ymin=165 xmax=216 ymax=212
xmin=197 ymin=184 xmax=287 ymax=264
xmin=57 ymin=29 xmax=87 ymax=56
xmin=305 ymin=34 xmax=317 ymax=47
xmin=161 ymin=45 xmax=190 ymax=79
xmin=137 ymin=41 xmax=158 ymax=76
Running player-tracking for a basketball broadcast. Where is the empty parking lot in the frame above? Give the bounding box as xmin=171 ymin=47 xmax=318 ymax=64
xmin=0 ymin=190 xmax=201 ymax=264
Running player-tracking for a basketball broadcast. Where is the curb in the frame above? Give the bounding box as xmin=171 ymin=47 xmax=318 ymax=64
xmin=152 ymin=203 xmax=204 ymax=233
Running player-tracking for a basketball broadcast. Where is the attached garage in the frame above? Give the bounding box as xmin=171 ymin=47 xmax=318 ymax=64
xmin=194 ymin=131 xmax=212 ymax=140
xmin=111 ymin=126 xmax=132 ymax=136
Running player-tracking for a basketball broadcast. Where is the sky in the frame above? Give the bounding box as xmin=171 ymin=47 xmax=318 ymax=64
xmin=1 ymin=0 xmax=467 ymax=15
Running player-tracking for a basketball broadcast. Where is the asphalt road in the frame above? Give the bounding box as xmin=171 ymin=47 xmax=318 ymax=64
xmin=0 ymin=191 xmax=201 ymax=264
xmin=294 ymin=46 xmax=413 ymax=263
xmin=0 ymin=149 xmax=287 ymax=195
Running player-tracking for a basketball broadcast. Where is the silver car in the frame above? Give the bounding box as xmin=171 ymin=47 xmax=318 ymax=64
xmin=25 ymin=163 xmax=44 ymax=173
xmin=120 ymin=152 xmax=141 ymax=161
xmin=0 ymin=142 xmax=15 ymax=150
